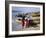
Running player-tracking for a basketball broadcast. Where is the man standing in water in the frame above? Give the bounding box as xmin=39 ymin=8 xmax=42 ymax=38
xmin=22 ymin=14 xmax=29 ymax=29
xmin=22 ymin=16 xmax=25 ymax=29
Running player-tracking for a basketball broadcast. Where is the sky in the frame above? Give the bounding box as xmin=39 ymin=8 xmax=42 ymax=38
xmin=12 ymin=7 xmax=40 ymax=16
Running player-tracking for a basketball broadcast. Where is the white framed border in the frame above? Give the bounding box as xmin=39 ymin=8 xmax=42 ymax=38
xmin=9 ymin=4 xmax=43 ymax=35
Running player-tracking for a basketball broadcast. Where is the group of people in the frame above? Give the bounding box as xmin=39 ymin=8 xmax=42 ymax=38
xmin=22 ymin=18 xmax=32 ymax=29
